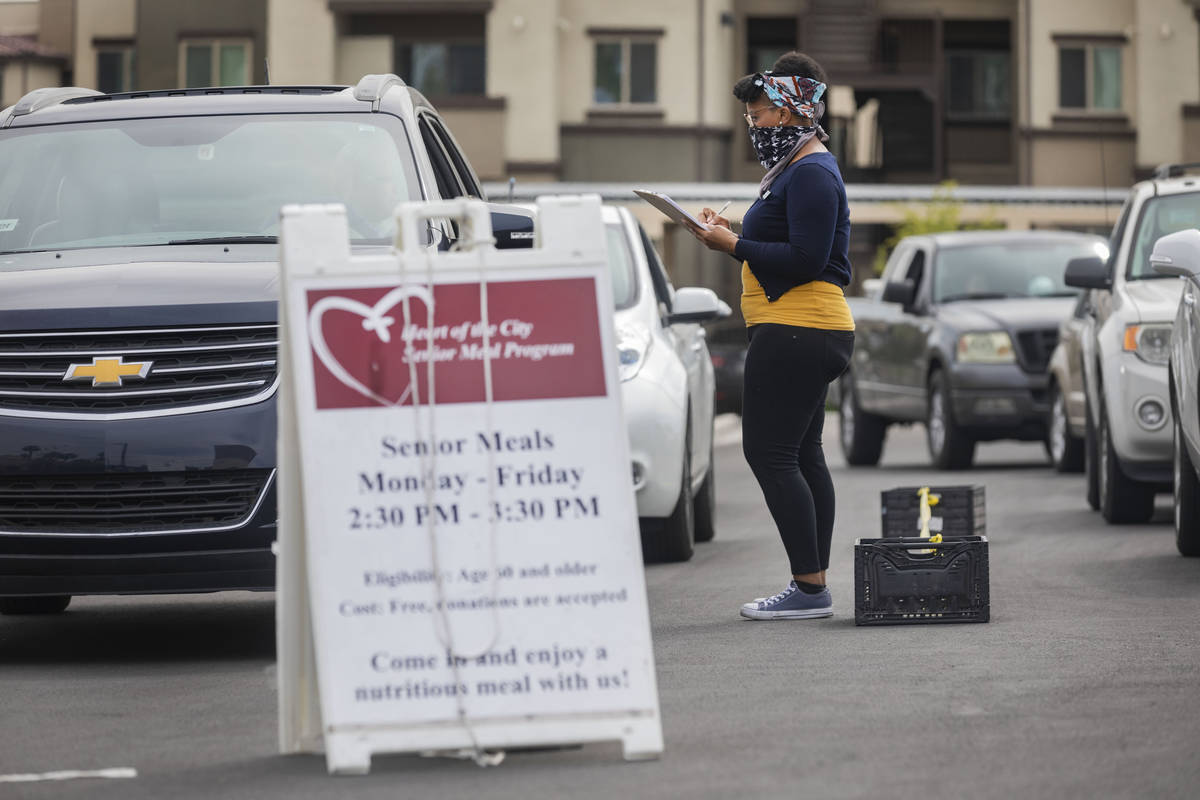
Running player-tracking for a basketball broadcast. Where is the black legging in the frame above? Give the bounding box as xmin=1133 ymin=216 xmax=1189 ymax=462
xmin=741 ymin=324 xmax=855 ymax=576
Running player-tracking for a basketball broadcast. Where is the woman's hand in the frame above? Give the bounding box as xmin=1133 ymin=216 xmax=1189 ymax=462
xmin=686 ymin=219 xmax=739 ymax=255
xmin=699 ymin=208 xmax=731 ymax=229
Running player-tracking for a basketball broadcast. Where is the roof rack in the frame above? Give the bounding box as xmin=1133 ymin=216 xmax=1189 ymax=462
xmin=7 ymin=86 xmax=101 ymax=122
xmin=61 ymin=86 xmax=345 ymax=104
xmin=1153 ymin=162 xmax=1200 ymax=180
xmin=353 ymin=74 xmax=406 ymax=111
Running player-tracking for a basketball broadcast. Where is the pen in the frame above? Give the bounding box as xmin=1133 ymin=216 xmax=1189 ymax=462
xmin=714 ymin=200 xmax=732 ymax=218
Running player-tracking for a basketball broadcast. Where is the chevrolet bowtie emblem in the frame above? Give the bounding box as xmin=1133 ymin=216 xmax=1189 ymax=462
xmin=63 ymin=356 xmax=153 ymax=388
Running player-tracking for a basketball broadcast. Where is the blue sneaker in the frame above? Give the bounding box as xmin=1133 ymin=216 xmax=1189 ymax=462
xmin=740 ymin=581 xmax=833 ymax=620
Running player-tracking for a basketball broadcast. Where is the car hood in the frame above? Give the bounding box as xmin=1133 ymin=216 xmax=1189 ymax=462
xmin=1124 ymin=278 xmax=1184 ymax=323
xmin=0 ymin=259 xmax=279 ymax=313
xmin=934 ymin=296 xmax=1076 ymax=332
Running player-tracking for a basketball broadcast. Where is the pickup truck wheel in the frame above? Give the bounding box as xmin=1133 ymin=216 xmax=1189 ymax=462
xmin=1173 ymin=412 xmax=1200 ymax=555
xmin=1084 ymin=400 xmax=1100 ymax=510
xmin=0 ymin=595 xmax=71 ymax=615
xmin=1047 ymin=382 xmax=1084 ymax=473
xmin=927 ymin=370 xmax=975 ymax=470
xmin=1097 ymin=399 xmax=1155 ymax=524
xmin=838 ymin=374 xmax=886 ymax=466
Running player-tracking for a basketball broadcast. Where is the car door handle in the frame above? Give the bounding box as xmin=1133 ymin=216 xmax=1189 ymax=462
xmin=1185 ymin=293 xmax=1195 ymax=307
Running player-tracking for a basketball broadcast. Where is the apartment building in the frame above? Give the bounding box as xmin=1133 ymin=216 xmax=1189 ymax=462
xmin=1 ymin=0 xmax=1198 ymax=189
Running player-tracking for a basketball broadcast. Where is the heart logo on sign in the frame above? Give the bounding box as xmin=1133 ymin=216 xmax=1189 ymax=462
xmin=308 ymin=286 xmax=436 ymax=408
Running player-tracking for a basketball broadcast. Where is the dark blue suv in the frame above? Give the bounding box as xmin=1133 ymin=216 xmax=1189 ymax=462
xmin=0 ymin=75 xmax=493 ymax=613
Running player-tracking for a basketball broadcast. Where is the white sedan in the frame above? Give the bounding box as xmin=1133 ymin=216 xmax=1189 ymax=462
xmin=602 ymin=205 xmax=729 ymax=562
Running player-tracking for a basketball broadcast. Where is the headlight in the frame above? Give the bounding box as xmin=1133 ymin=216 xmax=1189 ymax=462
xmin=616 ymin=326 xmax=651 ymax=382
xmin=1123 ymin=324 xmax=1171 ymax=365
xmin=956 ymin=331 xmax=1015 ymax=364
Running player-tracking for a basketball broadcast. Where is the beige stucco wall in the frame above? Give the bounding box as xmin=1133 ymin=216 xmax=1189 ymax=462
xmin=0 ymin=1 xmax=38 ymax=36
xmin=488 ymin=0 xmax=560 ymax=168
xmin=1134 ymin=0 xmax=1199 ymax=169
xmin=1 ymin=60 xmax=62 ymax=106
xmin=336 ymin=35 xmax=390 ymax=85
xmin=266 ymin=0 xmax=335 ymax=85
xmin=1030 ymin=135 xmax=1134 ymax=188
xmin=440 ymin=108 xmax=507 ymax=180
xmin=72 ymin=0 xmax=135 ymax=90
xmin=1027 ymin=0 xmax=1135 ymax=129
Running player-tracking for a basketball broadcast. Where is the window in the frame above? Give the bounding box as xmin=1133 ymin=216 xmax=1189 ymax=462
xmin=96 ymin=45 xmax=134 ymax=94
xmin=593 ymin=37 xmax=657 ymax=105
xmin=0 ymin=114 xmax=423 ymax=253
xmin=746 ymin=17 xmax=795 ymax=73
xmin=395 ymin=41 xmax=485 ymax=96
xmin=1058 ymin=43 xmax=1122 ymax=111
xmin=1129 ymin=193 xmax=1200 ymax=280
xmin=179 ymin=39 xmax=251 ymax=88
xmin=934 ymin=241 xmax=1094 ymax=302
xmin=945 ymin=50 xmax=1010 ymax=120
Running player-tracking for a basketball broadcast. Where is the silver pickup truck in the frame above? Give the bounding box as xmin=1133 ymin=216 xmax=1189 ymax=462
xmin=837 ymin=230 xmax=1107 ymax=470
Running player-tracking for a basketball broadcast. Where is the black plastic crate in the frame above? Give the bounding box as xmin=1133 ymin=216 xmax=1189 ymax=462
xmin=854 ymin=536 xmax=990 ymax=625
xmin=880 ymin=485 xmax=985 ymax=538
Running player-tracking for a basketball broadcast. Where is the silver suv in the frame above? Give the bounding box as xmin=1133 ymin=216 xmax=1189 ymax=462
xmin=1064 ymin=165 xmax=1200 ymax=523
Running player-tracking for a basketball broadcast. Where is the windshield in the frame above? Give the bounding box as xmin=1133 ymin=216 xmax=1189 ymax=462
xmin=933 ymin=239 xmax=1101 ymax=303
xmin=1129 ymin=193 xmax=1200 ymax=280
xmin=0 ymin=114 xmax=422 ymax=254
xmin=605 ymin=222 xmax=637 ymax=309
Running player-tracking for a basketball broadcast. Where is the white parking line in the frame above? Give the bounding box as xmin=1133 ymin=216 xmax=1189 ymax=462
xmin=0 ymin=767 xmax=137 ymax=783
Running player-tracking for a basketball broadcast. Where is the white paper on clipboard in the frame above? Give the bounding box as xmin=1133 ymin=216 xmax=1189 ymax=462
xmin=633 ymin=189 xmax=710 ymax=230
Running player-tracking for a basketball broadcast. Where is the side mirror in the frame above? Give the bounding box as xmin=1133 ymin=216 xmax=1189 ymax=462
xmin=487 ymin=202 xmax=535 ymax=249
xmin=667 ymin=287 xmax=732 ymax=324
xmin=882 ymin=279 xmax=916 ymax=307
xmin=1151 ymin=228 xmax=1200 ymax=280
xmin=1064 ymin=256 xmax=1111 ymax=290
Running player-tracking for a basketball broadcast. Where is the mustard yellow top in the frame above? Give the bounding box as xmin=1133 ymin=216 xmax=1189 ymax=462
xmin=740 ymin=262 xmax=855 ymax=330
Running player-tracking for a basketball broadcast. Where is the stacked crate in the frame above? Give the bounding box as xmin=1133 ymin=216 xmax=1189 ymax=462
xmin=855 ymin=485 xmax=990 ymax=626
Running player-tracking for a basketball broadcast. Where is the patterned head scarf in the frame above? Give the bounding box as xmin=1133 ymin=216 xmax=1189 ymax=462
xmin=755 ymin=72 xmax=828 ymax=124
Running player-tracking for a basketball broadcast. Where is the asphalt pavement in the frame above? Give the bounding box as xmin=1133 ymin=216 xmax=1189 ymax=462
xmin=3 ymin=415 xmax=1200 ymax=799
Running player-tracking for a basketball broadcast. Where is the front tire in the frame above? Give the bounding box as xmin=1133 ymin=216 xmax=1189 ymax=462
xmin=927 ymin=370 xmax=975 ymax=470
xmin=693 ymin=437 xmax=716 ymax=544
xmin=1174 ymin=412 xmax=1200 ymax=556
xmin=0 ymin=595 xmax=71 ymax=615
xmin=642 ymin=417 xmax=695 ymax=563
xmin=838 ymin=373 xmax=886 ymax=466
xmin=1047 ymin=382 xmax=1084 ymax=473
xmin=1084 ymin=399 xmax=1100 ymax=510
xmin=1097 ymin=398 xmax=1155 ymax=524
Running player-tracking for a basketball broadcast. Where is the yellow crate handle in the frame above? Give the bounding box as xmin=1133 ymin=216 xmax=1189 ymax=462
xmin=916 ymin=487 xmax=942 ymax=544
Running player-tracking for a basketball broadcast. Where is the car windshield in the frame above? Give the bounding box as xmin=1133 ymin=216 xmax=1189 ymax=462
xmin=933 ymin=240 xmax=1099 ymax=303
xmin=605 ymin=222 xmax=637 ymax=309
xmin=1128 ymin=192 xmax=1200 ymax=279
xmin=0 ymin=113 xmax=422 ymax=254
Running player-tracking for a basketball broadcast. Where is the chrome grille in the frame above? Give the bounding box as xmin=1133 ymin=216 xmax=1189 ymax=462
xmin=0 ymin=469 xmax=274 ymax=536
xmin=0 ymin=325 xmax=277 ymax=416
xmin=1014 ymin=328 xmax=1059 ymax=374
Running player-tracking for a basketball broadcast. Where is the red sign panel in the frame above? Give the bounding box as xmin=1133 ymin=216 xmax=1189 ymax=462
xmin=306 ymin=278 xmax=607 ymax=410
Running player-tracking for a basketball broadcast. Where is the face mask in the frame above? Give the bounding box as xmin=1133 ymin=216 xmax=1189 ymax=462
xmin=749 ymin=124 xmax=812 ymax=169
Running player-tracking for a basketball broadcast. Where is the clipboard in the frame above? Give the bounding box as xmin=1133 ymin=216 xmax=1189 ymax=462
xmin=633 ymin=189 xmax=709 ymax=230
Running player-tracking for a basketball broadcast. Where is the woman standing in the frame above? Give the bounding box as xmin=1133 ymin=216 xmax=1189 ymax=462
xmin=688 ymin=52 xmax=854 ymax=620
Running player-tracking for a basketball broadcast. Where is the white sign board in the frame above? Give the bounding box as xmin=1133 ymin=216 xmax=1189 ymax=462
xmin=275 ymin=197 xmax=663 ymax=774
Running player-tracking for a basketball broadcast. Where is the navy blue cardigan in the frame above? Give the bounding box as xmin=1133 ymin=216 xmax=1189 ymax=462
xmin=732 ymin=152 xmax=852 ymax=301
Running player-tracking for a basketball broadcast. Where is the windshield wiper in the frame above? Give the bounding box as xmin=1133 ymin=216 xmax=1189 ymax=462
xmin=937 ymin=292 xmax=1012 ymax=303
xmin=167 ymin=236 xmax=278 ymax=245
